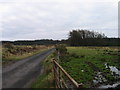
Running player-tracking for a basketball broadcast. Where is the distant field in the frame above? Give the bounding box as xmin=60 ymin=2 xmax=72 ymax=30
xmin=61 ymin=47 xmax=120 ymax=88
xmin=2 ymin=44 xmax=53 ymax=65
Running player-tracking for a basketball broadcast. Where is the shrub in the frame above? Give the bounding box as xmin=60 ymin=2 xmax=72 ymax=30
xmin=55 ymin=44 xmax=67 ymax=56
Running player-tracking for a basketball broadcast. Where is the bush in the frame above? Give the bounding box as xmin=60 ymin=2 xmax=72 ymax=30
xmin=55 ymin=44 xmax=67 ymax=56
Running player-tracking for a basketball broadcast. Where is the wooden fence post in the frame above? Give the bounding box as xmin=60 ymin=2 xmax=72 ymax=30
xmin=53 ymin=59 xmax=56 ymax=88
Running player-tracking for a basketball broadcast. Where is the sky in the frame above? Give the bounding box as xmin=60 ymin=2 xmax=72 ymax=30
xmin=0 ymin=0 xmax=119 ymax=41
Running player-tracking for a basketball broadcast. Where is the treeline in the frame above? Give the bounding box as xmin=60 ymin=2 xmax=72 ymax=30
xmin=2 ymin=29 xmax=120 ymax=46
xmin=68 ymin=38 xmax=120 ymax=46
xmin=2 ymin=39 xmax=66 ymax=45
xmin=68 ymin=30 xmax=120 ymax=46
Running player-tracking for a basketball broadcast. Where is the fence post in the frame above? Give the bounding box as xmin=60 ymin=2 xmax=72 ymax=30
xmin=53 ymin=59 xmax=56 ymax=88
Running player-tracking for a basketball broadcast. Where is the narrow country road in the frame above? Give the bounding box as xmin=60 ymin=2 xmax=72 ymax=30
xmin=2 ymin=48 xmax=55 ymax=88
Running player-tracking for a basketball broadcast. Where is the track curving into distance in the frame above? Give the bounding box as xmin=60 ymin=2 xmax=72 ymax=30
xmin=2 ymin=48 xmax=55 ymax=88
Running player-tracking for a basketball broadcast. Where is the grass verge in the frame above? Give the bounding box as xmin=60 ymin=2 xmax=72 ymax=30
xmin=31 ymin=53 xmax=55 ymax=88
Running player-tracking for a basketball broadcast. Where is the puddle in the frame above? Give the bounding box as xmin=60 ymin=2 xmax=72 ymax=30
xmin=96 ymin=63 xmax=120 ymax=89
xmin=105 ymin=63 xmax=120 ymax=76
xmin=93 ymin=63 xmax=120 ymax=88
xmin=93 ymin=72 xmax=107 ymax=85
xmin=98 ymin=81 xmax=120 ymax=88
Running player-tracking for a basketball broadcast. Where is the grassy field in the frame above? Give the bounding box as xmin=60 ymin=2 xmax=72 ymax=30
xmin=60 ymin=47 xmax=120 ymax=88
xmin=2 ymin=44 xmax=52 ymax=65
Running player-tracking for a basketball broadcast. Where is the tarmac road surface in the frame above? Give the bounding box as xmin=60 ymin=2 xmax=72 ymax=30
xmin=2 ymin=48 xmax=55 ymax=88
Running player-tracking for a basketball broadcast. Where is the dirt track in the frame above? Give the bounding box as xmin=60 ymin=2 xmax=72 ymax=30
xmin=2 ymin=48 xmax=55 ymax=88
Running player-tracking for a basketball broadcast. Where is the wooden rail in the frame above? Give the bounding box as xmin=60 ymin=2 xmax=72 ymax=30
xmin=53 ymin=59 xmax=83 ymax=89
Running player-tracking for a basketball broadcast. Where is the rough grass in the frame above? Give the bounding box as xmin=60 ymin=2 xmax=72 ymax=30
xmin=31 ymin=54 xmax=55 ymax=88
xmin=3 ymin=48 xmax=47 ymax=61
xmin=61 ymin=47 xmax=120 ymax=88
xmin=2 ymin=45 xmax=50 ymax=65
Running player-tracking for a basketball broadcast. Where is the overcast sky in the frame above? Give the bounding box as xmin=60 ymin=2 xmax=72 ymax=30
xmin=0 ymin=0 xmax=119 ymax=41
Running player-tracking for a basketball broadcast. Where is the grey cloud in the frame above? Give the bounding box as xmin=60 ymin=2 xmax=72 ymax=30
xmin=1 ymin=1 xmax=118 ymax=40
